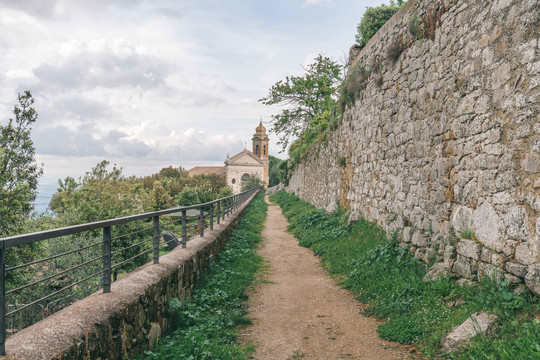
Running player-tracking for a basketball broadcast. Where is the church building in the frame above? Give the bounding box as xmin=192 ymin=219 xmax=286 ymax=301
xmin=187 ymin=122 xmax=270 ymax=194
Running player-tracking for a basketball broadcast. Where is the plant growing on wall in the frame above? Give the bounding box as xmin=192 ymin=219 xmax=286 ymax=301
xmin=355 ymin=0 xmax=405 ymax=47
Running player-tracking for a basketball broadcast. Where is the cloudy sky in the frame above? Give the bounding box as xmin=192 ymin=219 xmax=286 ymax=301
xmin=0 ymin=0 xmax=384 ymax=209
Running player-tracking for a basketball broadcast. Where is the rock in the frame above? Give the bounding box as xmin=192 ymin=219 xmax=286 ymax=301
xmin=505 ymin=262 xmax=528 ymax=278
xmin=456 ymin=278 xmax=474 ymax=287
xmin=412 ymin=232 xmax=429 ymax=247
xmin=441 ymin=312 xmax=498 ymax=351
xmin=325 ymin=200 xmax=338 ymax=214
xmin=403 ymin=227 xmax=413 ymax=243
xmin=424 ymin=262 xmax=449 ymax=281
xmin=473 ymin=203 xmax=504 ymax=252
xmin=457 ymin=239 xmax=481 ymax=260
xmin=452 ymin=255 xmax=476 ymax=278
xmin=505 ymin=206 xmax=529 ymax=241
xmin=443 ymin=245 xmax=457 ymax=268
xmin=536 ymin=216 xmax=540 ymax=236
xmin=504 ymin=273 xmax=523 ymax=284
xmin=515 ymin=242 xmax=535 ymax=266
xmin=451 ymin=205 xmax=473 ymax=233
xmin=525 ymin=265 xmax=540 ymax=296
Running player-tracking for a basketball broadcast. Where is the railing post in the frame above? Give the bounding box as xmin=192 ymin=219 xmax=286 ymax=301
xmin=102 ymin=226 xmax=112 ymax=293
xmin=182 ymin=209 xmax=187 ymax=248
xmin=226 ymin=197 xmax=230 ymax=217
xmin=153 ymin=216 xmax=159 ymax=264
xmin=209 ymin=203 xmax=214 ymax=230
xmin=222 ymin=199 xmax=226 ymax=220
xmin=0 ymin=241 xmax=6 ymax=356
xmin=199 ymin=207 xmax=204 ymax=237
xmin=217 ymin=201 xmax=220 ymax=224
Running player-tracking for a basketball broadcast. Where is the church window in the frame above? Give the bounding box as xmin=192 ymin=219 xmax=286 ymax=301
xmin=263 ymin=145 xmax=266 ymax=155
xmin=231 ymin=178 xmax=236 ymax=184
xmin=241 ymin=173 xmax=250 ymax=181
xmin=256 ymin=145 xmax=259 ymax=155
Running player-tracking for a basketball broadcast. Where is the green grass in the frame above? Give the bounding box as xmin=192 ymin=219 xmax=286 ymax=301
xmin=138 ymin=193 xmax=268 ymax=360
xmin=271 ymin=191 xmax=540 ymax=359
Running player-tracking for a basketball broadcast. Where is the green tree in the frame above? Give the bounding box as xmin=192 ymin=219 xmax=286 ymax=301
xmin=176 ymin=187 xmax=200 ymax=206
xmin=356 ymin=1 xmax=405 ymax=46
xmin=268 ymin=155 xmax=283 ymax=186
xmin=0 ymin=90 xmax=43 ymax=236
xmin=259 ymin=54 xmax=342 ymax=150
xmin=241 ymin=174 xmax=264 ymax=192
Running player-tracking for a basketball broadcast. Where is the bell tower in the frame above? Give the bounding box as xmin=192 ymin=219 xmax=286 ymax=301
xmin=252 ymin=121 xmax=269 ymax=186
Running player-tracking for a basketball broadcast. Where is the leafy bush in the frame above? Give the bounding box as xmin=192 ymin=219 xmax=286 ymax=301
xmin=356 ymin=1 xmax=405 ymax=46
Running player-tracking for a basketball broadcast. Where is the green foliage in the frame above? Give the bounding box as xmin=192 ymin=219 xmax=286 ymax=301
xmin=139 ymin=193 xmax=268 ymax=360
xmin=271 ymin=191 xmax=540 ymax=359
xmin=259 ymin=54 xmax=342 ymax=150
xmin=240 ymin=174 xmax=263 ymax=192
xmin=0 ymin=90 xmax=42 ymax=237
xmin=337 ymin=155 xmax=346 ymax=167
xmin=459 ymin=228 xmax=475 ymax=240
xmin=355 ymin=1 xmax=405 ymax=46
xmin=268 ymin=155 xmax=283 ymax=187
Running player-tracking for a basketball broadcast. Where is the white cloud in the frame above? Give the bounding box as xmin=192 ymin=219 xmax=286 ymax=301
xmin=301 ymin=0 xmax=333 ymax=7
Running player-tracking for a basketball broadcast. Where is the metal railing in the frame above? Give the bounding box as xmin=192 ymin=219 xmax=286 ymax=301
xmin=0 ymin=187 xmax=258 ymax=355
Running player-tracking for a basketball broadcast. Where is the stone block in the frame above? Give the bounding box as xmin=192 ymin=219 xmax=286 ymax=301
xmin=402 ymin=226 xmax=413 ymax=243
xmin=505 ymin=206 xmax=529 ymax=241
xmin=504 ymin=273 xmax=522 ymax=284
xmin=441 ymin=313 xmax=498 ymax=351
xmin=451 ymin=205 xmax=473 ymax=233
xmin=457 ymin=239 xmax=481 ymax=260
xmin=425 ymin=262 xmax=450 ymax=282
xmin=452 ymin=255 xmax=476 ymax=278
xmin=515 ymin=242 xmax=536 ymax=266
xmin=443 ymin=245 xmax=457 ymax=268
xmin=505 ymin=262 xmax=528 ymax=278
xmin=480 ymin=247 xmax=492 ymax=263
xmin=473 ymin=202 xmax=505 ymax=252
xmin=525 ymin=265 xmax=540 ymax=296
xmin=412 ymin=232 xmax=429 ymax=247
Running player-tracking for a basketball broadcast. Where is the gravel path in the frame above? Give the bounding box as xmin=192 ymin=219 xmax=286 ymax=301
xmin=241 ymin=196 xmax=416 ymax=360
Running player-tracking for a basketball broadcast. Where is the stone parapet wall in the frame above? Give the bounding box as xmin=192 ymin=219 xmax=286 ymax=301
xmin=288 ymin=0 xmax=540 ymax=293
xmin=3 ymin=192 xmax=258 ymax=360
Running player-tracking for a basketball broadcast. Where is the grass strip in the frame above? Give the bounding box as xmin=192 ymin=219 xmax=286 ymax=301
xmin=271 ymin=191 xmax=540 ymax=359
xmin=138 ymin=192 xmax=267 ymax=360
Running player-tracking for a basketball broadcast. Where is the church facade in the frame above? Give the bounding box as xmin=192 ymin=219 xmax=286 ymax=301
xmin=225 ymin=122 xmax=269 ymax=193
xmin=187 ymin=122 xmax=270 ymax=194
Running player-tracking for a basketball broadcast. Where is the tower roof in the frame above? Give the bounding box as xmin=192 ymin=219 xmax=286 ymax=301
xmin=255 ymin=121 xmax=266 ymax=134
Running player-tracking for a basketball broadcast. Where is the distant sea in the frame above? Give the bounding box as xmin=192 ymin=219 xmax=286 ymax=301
xmin=33 ymin=183 xmax=57 ymax=214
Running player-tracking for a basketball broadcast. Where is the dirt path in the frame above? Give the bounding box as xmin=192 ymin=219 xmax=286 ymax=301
xmin=241 ymin=197 xmax=415 ymax=360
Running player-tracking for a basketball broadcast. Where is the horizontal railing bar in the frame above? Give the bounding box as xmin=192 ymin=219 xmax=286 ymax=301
xmin=111 ymin=224 xmax=154 ymax=241
xmin=111 ymin=236 xmax=154 ymax=256
xmin=6 ymin=240 xmax=104 ymax=272
xmin=1 ymin=188 xmax=256 ymax=248
xmin=111 ymin=248 xmax=153 ymax=270
xmin=6 ymin=269 xmax=105 ymax=317
xmin=6 ymin=254 xmax=104 ymax=295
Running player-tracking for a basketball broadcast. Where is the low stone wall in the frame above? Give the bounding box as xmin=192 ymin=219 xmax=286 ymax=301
xmin=288 ymin=0 xmax=539 ymax=293
xmin=2 ymin=192 xmax=258 ymax=360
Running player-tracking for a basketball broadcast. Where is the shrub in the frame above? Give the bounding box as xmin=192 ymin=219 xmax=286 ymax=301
xmin=355 ymin=1 xmax=405 ymax=47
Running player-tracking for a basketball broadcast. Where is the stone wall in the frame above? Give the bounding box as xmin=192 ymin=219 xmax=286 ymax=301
xmin=3 ymin=192 xmax=258 ymax=360
xmin=288 ymin=0 xmax=540 ymax=293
